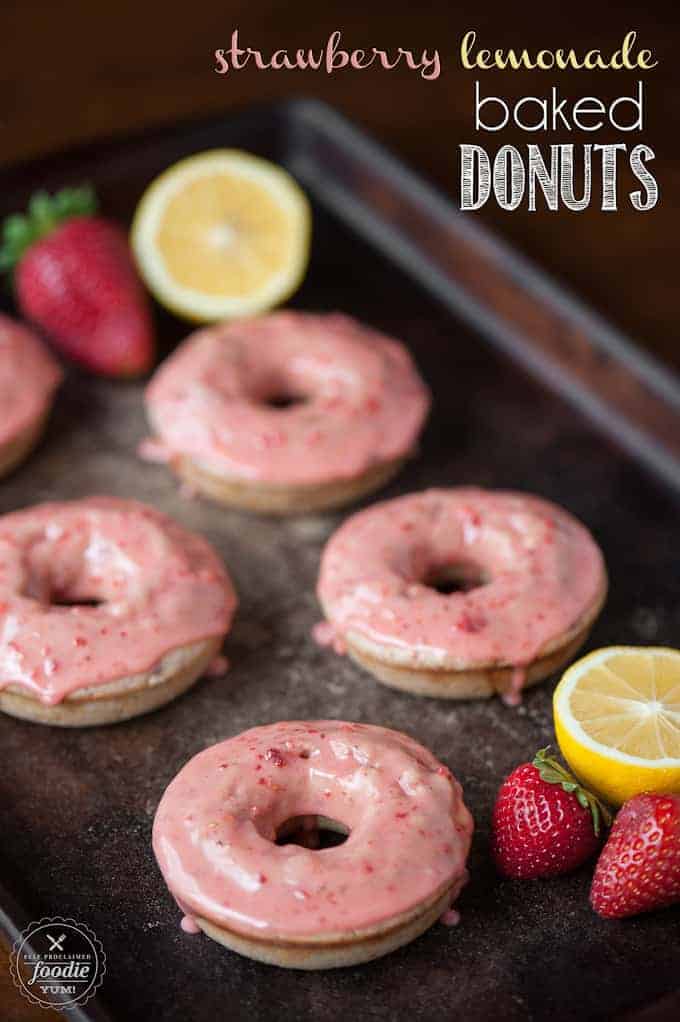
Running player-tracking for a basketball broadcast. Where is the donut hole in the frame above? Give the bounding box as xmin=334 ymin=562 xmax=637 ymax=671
xmin=275 ymin=814 xmax=349 ymax=850
xmin=50 ymin=595 xmax=103 ymax=608
xmin=423 ymin=561 xmax=489 ymax=595
xmin=252 ymin=369 xmax=311 ymax=411
xmin=22 ymin=572 xmax=106 ymax=608
xmin=262 ymin=391 xmax=308 ymax=410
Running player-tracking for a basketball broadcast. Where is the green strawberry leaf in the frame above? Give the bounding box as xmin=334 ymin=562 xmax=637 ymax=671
xmin=0 ymin=185 xmax=97 ymax=275
xmin=532 ymin=746 xmax=612 ymax=836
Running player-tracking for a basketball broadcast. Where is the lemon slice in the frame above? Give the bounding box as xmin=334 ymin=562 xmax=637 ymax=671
xmin=554 ymin=646 xmax=680 ymax=805
xmin=131 ymin=150 xmax=311 ymax=322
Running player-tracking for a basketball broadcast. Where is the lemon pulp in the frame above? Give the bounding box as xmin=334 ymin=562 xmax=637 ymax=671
xmin=553 ymin=646 xmax=680 ymax=805
xmin=131 ymin=150 xmax=311 ymax=322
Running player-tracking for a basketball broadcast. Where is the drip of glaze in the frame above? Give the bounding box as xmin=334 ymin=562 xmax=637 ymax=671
xmin=312 ymin=621 xmax=335 ymax=646
xmin=181 ymin=915 xmax=200 ymax=934
xmin=137 ymin=437 xmax=172 ymax=463
xmin=206 ymin=655 xmax=230 ymax=678
xmin=179 ymin=481 xmax=198 ymax=501
xmin=439 ymin=908 xmax=461 ymax=926
xmin=501 ymin=665 xmax=527 ymax=707
xmin=313 ymin=621 xmax=348 ymax=655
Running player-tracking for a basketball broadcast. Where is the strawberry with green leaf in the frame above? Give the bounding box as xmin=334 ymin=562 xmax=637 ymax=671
xmin=0 ymin=186 xmax=154 ymax=377
xmin=492 ymin=747 xmax=612 ymax=879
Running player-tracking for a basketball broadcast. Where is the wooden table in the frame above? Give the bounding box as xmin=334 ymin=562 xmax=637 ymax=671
xmin=1 ymin=2 xmax=677 ymax=373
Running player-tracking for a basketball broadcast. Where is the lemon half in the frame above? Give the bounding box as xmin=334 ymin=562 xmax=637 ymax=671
xmin=554 ymin=646 xmax=680 ymax=805
xmin=131 ymin=150 xmax=311 ymax=322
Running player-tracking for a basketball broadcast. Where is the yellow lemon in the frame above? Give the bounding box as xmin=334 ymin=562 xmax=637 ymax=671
xmin=131 ymin=150 xmax=311 ymax=322
xmin=553 ymin=646 xmax=680 ymax=806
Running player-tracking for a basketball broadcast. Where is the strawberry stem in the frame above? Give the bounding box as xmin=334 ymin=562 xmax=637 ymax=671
xmin=0 ymin=185 xmax=97 ymax=274
xmin=532 ymin=747 xmax=612 ymax=836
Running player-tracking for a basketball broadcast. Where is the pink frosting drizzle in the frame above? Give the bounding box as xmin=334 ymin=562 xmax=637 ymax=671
xmin=0 ymin=314 xmax=61 ymax=446
xmin=311 ymin=620 xmax=346 ymax=655
xmin=206 ymin=655 xmax=230 ymax=678
xmin=316 ymin=488 xmax=606 ymax=674
xmin=440 ymin=907 xmax=461 ymax=926
xmin=0 ymin=497 xmax=236 ymax=704
xmin=144 ymin=311 xmax=430 ymax=485
xmin=137 ymin=437 xmax=172 ymax=464
xmin=153 ymin=721 xmax=473 ymax=940
xmin=180 ymin=915 xmax=201 ymax=935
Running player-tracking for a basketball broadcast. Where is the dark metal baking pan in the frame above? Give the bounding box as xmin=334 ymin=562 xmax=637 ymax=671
xmin=0 ymin=100 xmax=678 ymax=1022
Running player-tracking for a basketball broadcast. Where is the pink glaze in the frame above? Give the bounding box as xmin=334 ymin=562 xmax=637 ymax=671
xmin=0 ymin=497 xmax=236 ymax=705
xmin=316 ymin=488 xmax=606 ymax=676
xmin=439 ymin=907 xmax=461 ymax=926
xmin=0 ymin=314 xmax=61 ymax=446
xmin=312 ymin=621 xmax=335 ymax=647
xmin=137 ymin=437 xmax=172 ymax=464
xmin=206 ymin=655 xmax=230 ymax=678
xmin=144 ymin=312 xmax=430 ymax=486
xmin=311 ymin=620 xmax=347 ymax=655
xmin=153 ymin=721 xmax=473 ymax=940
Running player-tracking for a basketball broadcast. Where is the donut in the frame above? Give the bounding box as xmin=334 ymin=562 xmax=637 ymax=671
xmin=0 ymin=314 xmax=61 ymax=478
xmin=153 ymin=720 xmax=473 ymax=969
xmin=143 ymin=311 xmax=430 ymax=514
xmin=0 ymin=497 xmax=236 ymax=726
xmin=315 ymin=488 xmax=607 ymax=704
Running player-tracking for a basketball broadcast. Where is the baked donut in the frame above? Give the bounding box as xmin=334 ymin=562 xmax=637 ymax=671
xmin=316 ymin=488 xmax=607 ymax=704
xmin=0 ymin=314 xmax=61 ymax=477
xmin=153 ymin=721 xmax=473 ymax=969
xmin=0 ymin=497 xmax=236 ymax=726
xmin=143 ymin=311 xmax=430 ymax=514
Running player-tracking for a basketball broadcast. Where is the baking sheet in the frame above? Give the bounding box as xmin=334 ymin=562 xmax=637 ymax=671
xmin=0 ymin=101 xmax=679 ymax=1022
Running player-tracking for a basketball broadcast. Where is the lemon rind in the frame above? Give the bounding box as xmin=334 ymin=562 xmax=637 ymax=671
xmin=554 ymin=645 xmax=680 ymax=769
xmin=130 ymin=149 xmax=311 ymax=322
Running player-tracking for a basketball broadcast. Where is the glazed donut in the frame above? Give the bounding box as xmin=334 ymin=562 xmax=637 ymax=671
xmin=0 ymin=314 xmax=61 ymax=478
xmin=0 ymin=497 xmax=236 ymax=726
xmin=143 ymin=311 xmax=430 ymax=514
xmin=316 ymin=488 xmax=607 ymax=704
xmin=153 ymin=720 xmax=473 ymax=969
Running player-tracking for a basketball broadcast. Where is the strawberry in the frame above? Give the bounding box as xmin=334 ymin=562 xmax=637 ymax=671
xmin=590 ymin=793 xmax=680 ymax=919
xmin=0 ymin=186 xmax=154 ymax=377
xmin=492 ymin=747 xmax=611 ymax=879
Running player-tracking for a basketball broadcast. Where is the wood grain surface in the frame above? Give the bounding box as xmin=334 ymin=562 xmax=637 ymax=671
xmin=0 ymin=2 xmax=677 ymax=371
